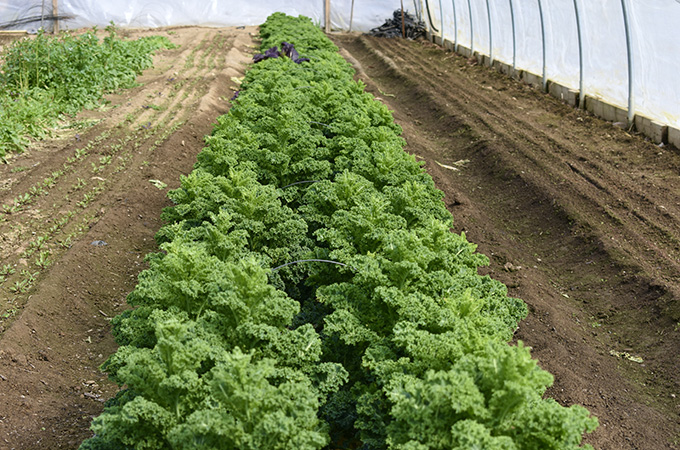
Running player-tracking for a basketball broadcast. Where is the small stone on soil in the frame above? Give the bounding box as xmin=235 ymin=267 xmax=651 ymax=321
xmin=504 ymin=262 xmax=521 ymax=272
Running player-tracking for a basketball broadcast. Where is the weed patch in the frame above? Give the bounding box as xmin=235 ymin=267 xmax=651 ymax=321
xmin=0 ymin=23 xmax=175 ymax=157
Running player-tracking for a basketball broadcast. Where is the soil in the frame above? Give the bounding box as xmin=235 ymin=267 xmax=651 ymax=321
xmin=0 ymin=25 xmax=678 ymax=450
xmin=0 ymin=26 xmax=257 ymax=449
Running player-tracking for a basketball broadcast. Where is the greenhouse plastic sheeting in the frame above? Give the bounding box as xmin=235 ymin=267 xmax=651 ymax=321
xmin=425 ymin=0 xmax=680 ymax=128
xmin=0 ymin=0 xmax=412 ymax=33
xmin=3 ymin=1 xmax=679 ymax=128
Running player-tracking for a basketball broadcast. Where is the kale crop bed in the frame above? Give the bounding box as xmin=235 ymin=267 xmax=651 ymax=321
xmin=0 ymin=16 xmax=678 ymax=450
xmin=79 ymin=13 xmax=597 ymax=450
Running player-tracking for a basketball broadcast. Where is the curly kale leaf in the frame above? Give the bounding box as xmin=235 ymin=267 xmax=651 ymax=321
xmin=384 ymin=342 xmax=597 ymax=450
xmin=169 ymin=349 xmax=329 ymax=450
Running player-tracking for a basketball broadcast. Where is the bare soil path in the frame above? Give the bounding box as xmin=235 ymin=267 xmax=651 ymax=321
xmin=333 ymin=34 xmax=680 ymax=450
xmin=0 ymin=25 xmax=256 ymax=449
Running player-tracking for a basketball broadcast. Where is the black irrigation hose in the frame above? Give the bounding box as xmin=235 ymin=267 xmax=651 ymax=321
xmin=0 ymin=14 xmax=74 ymax=30
xmin=367 ymin=10 xmax=426 ymax=39
xmin=280 ymin=180 xmax=321 ymax=189
xmin=413 ymin=0 xmax=422 ymax=23
xmin=424 ymin=0 xmax=439 ymax=32
xmin=271 ymin=259 xmax=358 ymax=272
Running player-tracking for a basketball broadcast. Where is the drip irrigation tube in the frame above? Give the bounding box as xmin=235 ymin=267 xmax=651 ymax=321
xmin=573 ymin=0 xmax=585 ymax=108
xmin=424 ymin=0 xmax=439 ymax=32
xmin=272 ymin=259 xmax=357 ymax=272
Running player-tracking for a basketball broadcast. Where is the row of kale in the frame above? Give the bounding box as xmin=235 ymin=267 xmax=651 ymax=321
xmin=81 ymin=13 xmax=596 ymax=450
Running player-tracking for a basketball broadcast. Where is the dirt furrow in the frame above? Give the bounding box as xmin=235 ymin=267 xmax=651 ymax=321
xmin=0 ymin=26 xmax=256 ymax=449
xmin=372 ymin=36 xmax=679 ymax=242
xmin=348 ymin=36 xmax=680 ymax=348
xmin=334 ymin=33 xmax=680 ymax=449
xmin=359 ymin=36 xmax=680 ymax=290
xmin=0 ymin=28 xmax=240 ymax=330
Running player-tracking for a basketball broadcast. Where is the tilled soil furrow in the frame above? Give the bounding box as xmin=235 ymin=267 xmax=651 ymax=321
xmin=358 ymin=36 xmax=680 ymax=291
xmin=334 ymin=33 xmax=680 ymax=449
xmin=141 ymin=33 xmax=234 ymax=131
xmin=0 ymin=27 xmax=256 ymax=449
xmin=353 ymin=32 xmax=680 ymax=335
xmin=0 ymin=29 xmax=240 ymax=329
xmin=370 ymin=36 xmax=679 ymax=230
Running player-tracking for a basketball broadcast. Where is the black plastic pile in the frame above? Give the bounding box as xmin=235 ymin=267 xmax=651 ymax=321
xmin=367 ymin=10 xmax=426 ymax=39
xmin=252 ymin=41 xmax=309 ymax=64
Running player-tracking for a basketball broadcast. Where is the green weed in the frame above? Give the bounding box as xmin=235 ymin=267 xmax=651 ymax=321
xmin=0 ymin=264 xmax=15 ymax=276
xmin=0 ymin=25 xmax=175 ymax=157
xmin=35 ymin=250 xmax=52 ymax=269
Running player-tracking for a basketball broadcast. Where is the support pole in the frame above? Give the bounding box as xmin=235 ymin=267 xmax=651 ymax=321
xmin=573 ymin=0 xmax=585 ymax=108
xmin=325 ymin=0 xmax=331 ymax=33
xmin=621 ymin=0 xmax=634 ymax=126
xmin=486 ymin=0 xmax=492 ymax=65
xmin=52 ymin=0 xmax=59 ymax=33
xmin=452 ymin=0 xmax=458 ymax=52
xmin=537 ymin=0 xmax=547 ymax=91
xmin=509 ymin=0 xmax=516 ymax=70
xmin=438 ymin=0 xmax=444 ymax=45
xmin=467 ymin=0 xmax=474 ymax=56
xmin=349 ymin=0 xmax=355 ymax=32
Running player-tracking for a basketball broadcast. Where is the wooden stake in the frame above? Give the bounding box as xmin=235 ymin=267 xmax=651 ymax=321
xmin=52 ymin=0 xmax=59 ymax=33
xmin=401 ymin=0 xmax=406 ymax=38
xmin=325 ymin=0 xmax=331 ymax=33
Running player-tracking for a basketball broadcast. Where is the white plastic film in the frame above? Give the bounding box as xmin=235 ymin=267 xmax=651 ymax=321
xmin=3 ymin=1 xmax=680 ymax=127
xmin=61 ymin=0 xmax=325 ymax=29
xmin=542 ymin=0 xmax=578 ymax=89
xmin=581 ymin=0 xmax=628 ymax=110
xmin=421 ymin=0 xmax=680 ymax=128
xmin=630 ymin=0 xmax=680 ymax=126
xmin=0 ymin=0 xmax=58 ymax=32
xmin=0 ymin=0 xmax=405 ymax=33
xmin=512 ymin=1 xmax=542 ymax=76
xmin=490 ymin=1 xmax=513 ymax=65
xmin=470 ymin=0 xmax=487 ymax=56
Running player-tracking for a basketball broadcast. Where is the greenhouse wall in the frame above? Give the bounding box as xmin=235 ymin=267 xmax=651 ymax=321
xmin=421 ymin=0 xmax=680 ymax=145
xmin=2 ymin=0 xmax=679 ymax=145
xmin=0 ymin=0 xmax=409 ymax=33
